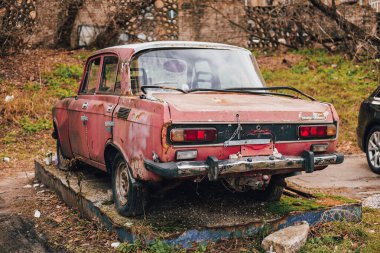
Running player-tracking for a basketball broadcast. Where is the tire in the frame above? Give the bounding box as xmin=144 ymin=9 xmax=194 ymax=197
xmin=56 ymin=139 xmax=70 ymax=171
xmin=365 ymin=126 xmax=380 ymax=174
xmin=112 ymin=154 xmax=145 ymax=216
xmin=254 ymin=176 xmax=285 ymax=202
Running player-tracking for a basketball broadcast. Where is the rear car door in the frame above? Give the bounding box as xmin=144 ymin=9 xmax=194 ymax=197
xmin=86 ymin=55 xmax=121 ymax=165
xmin=68 ymin=57 xmax=101 ymax=159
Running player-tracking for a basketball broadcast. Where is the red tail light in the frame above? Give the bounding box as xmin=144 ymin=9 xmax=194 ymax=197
xmin=299 ymin=125 xmax=337 ymax=139
xmin=171 ymin=128 xmax=217 ymax=142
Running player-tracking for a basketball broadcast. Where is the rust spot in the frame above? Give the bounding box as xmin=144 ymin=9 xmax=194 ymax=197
xmin=135 ymin=112 xmax=145 ymax=120
xmin=161 ymin=122 xmax=171 ymax=154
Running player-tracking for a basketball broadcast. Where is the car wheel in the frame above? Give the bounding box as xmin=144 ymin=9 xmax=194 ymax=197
xmin=366 ymin=127 xmax=380 ymax=174
xmin=56 ymin=140 xmax=70 ymax=171
xmin=112 ymin=154 xmax=145 ymax=216
xmin=254 ymin=176 xmax=285 ymax=202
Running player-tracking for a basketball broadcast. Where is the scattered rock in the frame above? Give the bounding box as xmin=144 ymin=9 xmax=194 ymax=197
xmin=34 ymin=210 xmax=41 ymax=218
xmin=4 ymin=95 xmax=14 ymax=103
xmin=33 ymin=184 xmax=39 ymax=188
xmin=363 ymin=194 xmax=380 ymax=209
xmin=2 ymin=157 xmax=10 ymax=162
xmin=262 ymin=221 xmax=309 ymax=253
xmin=111 ymin=242 xmax=120 ymax=248
xmin=124 ymin=222 xmax=133 ymax=227
xmin=23 ymin=184 xmax=32 ymax=189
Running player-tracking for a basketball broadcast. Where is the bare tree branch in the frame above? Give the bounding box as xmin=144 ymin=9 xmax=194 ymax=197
xmin=309 ymin=0 xmax=380 ymax=47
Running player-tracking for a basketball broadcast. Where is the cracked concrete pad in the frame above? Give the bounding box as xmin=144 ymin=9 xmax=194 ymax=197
xmin=262 ymin=222 xmax=310 ymax=253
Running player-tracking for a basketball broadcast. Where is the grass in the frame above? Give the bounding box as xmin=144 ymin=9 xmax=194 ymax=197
xmin=0 ymin=63 xmax=82 ymax=158
xmin=260 ymin=48 xmax=380 ymax=153
xmin=301 ymin=207 xmax=380 ymax=253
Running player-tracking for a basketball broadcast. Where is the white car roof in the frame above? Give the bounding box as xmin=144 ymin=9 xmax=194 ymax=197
xmin=107 ymin=41 xmax=250 ymax=53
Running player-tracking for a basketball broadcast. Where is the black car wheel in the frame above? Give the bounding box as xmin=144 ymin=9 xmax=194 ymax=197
xmin=56 ymin=140 xmax=70 ymax=171
xmin=112 ymin=154 xmax=145 ymax=216
xmin=366 ymin=126 xmax=380 ymax=174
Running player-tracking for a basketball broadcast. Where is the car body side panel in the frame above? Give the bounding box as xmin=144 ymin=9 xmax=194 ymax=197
xmin=112 ymin=96 xmax=170 ymax=181
xmin=87 ymin=95 xmax=120 ymax=165
xmin=67 ymin=95 xmax=91 ymax=158
xmin=53 ymin=98 xmax=74 ymax=158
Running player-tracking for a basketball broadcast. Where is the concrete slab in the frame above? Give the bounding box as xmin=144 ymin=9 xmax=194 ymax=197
xmin=35 ymin=161 xmax=362 ymax=247
xmin=288 ymin=155 xmax=380 ymax=199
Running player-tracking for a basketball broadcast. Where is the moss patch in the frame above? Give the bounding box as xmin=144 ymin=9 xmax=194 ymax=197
xmin=267 ymin=194 xmax=358 ymax=216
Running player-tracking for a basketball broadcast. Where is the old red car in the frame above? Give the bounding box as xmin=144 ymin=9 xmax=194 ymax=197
xmin=52 ymin=41 xmax=344 ymax=216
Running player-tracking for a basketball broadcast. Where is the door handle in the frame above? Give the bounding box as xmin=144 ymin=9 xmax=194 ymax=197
xmin=82 ymin=102 xmax=89 ymax=109
xmin=106 ymin=104 xmax=114 ymax=113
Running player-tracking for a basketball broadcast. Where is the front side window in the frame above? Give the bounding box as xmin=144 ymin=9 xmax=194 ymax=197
xmin=81 ymin=58 xmax=101 ymax=94
xmin=99 ymin=56 xmax=119 ymax=93
xmin=129 ymin=49 xmax=265 ymax=94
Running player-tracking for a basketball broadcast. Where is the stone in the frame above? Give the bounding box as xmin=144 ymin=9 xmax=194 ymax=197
xmin=155 ymin=0 xmax=164 ymax=9
xmin=261 ymin=222 xmax=309 ymax=253
xmin=29 ymin=10 xmax=36 ymax=19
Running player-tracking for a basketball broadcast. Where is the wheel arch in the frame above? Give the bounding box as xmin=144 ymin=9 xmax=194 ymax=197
xmin=104 ymin=141 xmax=129 ymax=174
xmin=363 ymin=122 xmax=380 ymax=152
xmin=52 ymin=118 xmax=59 ymax=139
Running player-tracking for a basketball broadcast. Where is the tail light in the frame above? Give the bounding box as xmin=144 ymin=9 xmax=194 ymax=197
xmin=170 ymin=128 xmax=217 ymax=142
xmin=298 ymin=125 xmax=337 ymax=139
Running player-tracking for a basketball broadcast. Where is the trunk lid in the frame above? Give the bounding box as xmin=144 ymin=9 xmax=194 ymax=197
xmin=154 ymin=93 xmax=333 ymax=123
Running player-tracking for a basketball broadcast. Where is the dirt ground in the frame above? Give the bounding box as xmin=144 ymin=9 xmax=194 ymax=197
xmin=0 ymin=159 xmax=119 ymax=253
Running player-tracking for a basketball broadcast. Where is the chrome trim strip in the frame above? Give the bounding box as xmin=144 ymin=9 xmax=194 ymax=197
xmin=224 ymin=139 xmax=271 ymax=147
xmin=171 ymin=138 xmax=337 ymax=148
xmin=171 ymin=121 xmax=334 ymax=125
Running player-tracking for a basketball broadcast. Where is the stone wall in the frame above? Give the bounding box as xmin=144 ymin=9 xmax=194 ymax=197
xmin=0 ymin=0 xmax=378 ymax=53
xmin=178 ymin=0 xmax=248 ymax=47
xmin=246 ymin=3 xmax=378 ymax=49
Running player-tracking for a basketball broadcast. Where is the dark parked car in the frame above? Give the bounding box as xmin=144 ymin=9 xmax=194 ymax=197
xmin=357 ymin=87 xmax=380 ymax=174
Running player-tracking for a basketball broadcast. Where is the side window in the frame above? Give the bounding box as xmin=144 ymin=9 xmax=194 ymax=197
xmin=81 ymin=58 xmax=101 ymax=94
xmin=99 ymin=56 xmax=119 ymax=93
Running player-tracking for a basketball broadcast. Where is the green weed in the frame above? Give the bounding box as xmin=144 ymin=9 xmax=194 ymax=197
xmin=19 ymin=116 xmax=51 ymax=133
xmin=117 ymin=240 xmax=180 ymax=253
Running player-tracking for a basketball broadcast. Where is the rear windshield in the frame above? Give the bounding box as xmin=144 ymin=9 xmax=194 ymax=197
xmin=129 ymin=49 xmax=265 ymax=94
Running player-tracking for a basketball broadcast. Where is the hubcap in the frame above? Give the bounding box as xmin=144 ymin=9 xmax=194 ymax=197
xmin=115 ymin=162 xmax=129 ymax=206
xmin=368 ymin=131 xmax=380 ymax=168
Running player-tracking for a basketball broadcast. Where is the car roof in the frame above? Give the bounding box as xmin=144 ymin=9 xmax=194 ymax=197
xmin=92 ymin=41 xmax=250 ymax=59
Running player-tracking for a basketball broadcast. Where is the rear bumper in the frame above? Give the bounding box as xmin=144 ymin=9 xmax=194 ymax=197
xmin=144 ymin=151 xmax=344 ymax=180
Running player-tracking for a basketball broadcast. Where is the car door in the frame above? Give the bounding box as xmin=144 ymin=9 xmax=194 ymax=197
xmin=86 ymin=55 xmax=121 ymax=165
xmin=68 ymin=57 xmax=101 ymax=159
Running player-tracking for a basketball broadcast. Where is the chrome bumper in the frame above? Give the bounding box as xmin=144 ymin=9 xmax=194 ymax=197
xmin=144 ymin=151 xmax=344 ymax=181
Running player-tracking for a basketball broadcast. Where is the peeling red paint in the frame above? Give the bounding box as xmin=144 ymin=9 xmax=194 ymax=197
xmin=52 ymin=42 xmax=341 ymax=185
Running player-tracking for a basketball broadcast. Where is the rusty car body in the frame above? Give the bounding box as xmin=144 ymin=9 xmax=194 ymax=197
xmin=52 ymin=41 xmax=344 ymax=216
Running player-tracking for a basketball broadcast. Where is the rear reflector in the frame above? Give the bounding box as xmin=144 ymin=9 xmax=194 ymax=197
xmin=176 ymin=150 xmax=198 ymax=160
xmin=299 ymin=125 xmax=336 ymax=139
xmin=311 ymin=144 xmax=328 ymax=153
xmin=170 ymin=128 xmax=217 ymax=142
